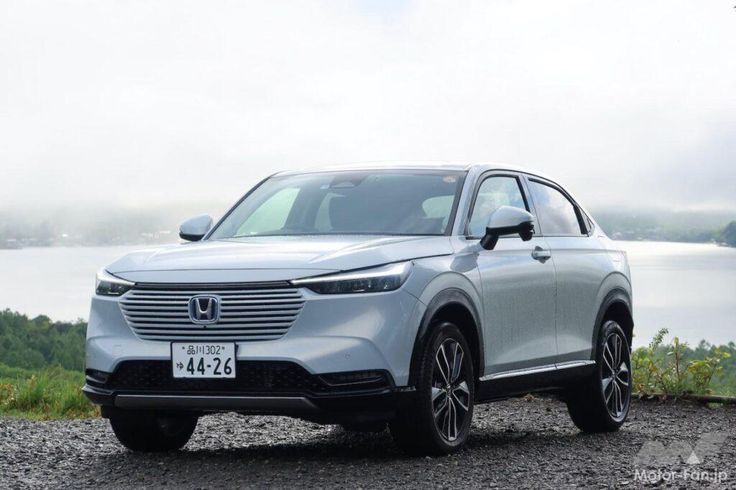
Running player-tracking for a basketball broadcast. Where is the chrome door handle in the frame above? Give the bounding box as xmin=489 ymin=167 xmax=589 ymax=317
xmin=532 ymin=246 xmax=551 ymax=261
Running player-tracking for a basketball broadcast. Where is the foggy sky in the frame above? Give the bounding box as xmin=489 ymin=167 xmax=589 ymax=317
xmin=2 ymin=0 xmax=735 ymax=213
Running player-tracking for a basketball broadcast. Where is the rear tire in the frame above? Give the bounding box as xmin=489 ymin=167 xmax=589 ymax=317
xmin=390 ymin=322 xmax=475 ymax=455
xmin=567 ymin=320 xmax=631 ymax=432
xmin=109 ymin=411 xmax=198 ymax=452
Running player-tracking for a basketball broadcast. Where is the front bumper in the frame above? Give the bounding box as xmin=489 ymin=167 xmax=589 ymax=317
xmin=83 ymin=360 xmax=415 ymax=423
xmin=86 ymin=280 xmax=426 ymax=423
xmin=87 ymin=287 xmax=426 ymax=387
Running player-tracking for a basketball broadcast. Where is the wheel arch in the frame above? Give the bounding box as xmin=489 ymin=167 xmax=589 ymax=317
xmin=408 ymin=288 xmax=484 ymax=387
xmin=591 ymin=288 xmax=634 ymax=359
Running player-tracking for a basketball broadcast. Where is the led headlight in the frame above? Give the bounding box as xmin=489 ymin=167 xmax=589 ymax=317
xmin=292 ymin=261 xmax=412 ymax=294
xmin=95 ymin=269 xmax=134 ymax=296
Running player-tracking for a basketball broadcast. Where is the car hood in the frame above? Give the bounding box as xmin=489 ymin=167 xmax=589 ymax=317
xmin=108 ymin=235 xmax=453 ymax=283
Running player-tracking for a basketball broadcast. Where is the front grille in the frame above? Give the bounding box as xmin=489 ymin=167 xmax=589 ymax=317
xmin=101 ymin=361 xmax=392 ymax=395
xmin=119 ymin=283 xmax=304 ymax=341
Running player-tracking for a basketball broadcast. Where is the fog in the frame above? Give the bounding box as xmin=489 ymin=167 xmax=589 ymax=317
xmin=2 ymin=0 xmax=735 ymax=213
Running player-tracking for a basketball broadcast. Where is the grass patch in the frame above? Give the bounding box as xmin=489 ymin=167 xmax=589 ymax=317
xmin=0 ymin=365 xmax=97 ymax=419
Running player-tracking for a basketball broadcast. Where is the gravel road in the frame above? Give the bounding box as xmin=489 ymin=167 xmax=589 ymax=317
xmin=1 ymin=398 xmax=734 ymax=489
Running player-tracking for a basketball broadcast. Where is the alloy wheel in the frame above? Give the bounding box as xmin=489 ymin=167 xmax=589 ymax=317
xmin=431 ymin=338 xmax=471 ymax=442
xmin=601 ymin=331 xmax=630 ymax=420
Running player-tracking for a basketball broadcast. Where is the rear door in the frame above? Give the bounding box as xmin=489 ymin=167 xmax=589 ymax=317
xmin=468 ymin=173 xmax=557 ymax=375
xmin=524 ymin=177 xmax=605 ymax=363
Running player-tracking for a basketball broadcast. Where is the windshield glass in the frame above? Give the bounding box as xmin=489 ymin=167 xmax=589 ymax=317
xmin=209 ymin=170 xmax=465 ymax=238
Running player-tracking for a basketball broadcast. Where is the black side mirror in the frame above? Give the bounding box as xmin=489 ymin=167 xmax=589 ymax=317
xmin=480 ymin=206 xmax=535 ymax=250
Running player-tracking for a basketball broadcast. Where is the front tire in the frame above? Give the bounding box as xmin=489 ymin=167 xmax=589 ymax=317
xmin=109 ymin=411 xmax=198 ymax=452
xmin=567 ymin=320 xmax=631 ymax=432
xmin=390 ymin=322 xmax=475 ymax=455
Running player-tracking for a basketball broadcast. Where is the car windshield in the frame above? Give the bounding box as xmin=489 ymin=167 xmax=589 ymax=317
xmin=209 ymin=170 xmax=465 ymax=238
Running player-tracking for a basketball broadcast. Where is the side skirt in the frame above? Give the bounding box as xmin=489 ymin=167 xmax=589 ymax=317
xmin=476 ymin=361 xmax=596 ymax=402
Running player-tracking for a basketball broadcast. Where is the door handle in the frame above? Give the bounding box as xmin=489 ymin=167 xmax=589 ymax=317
xmin=532 ymin=246 xmax=551 ymax=262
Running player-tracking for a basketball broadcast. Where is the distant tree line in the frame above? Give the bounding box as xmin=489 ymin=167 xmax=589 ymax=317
xmin=719 ymin=221 xmax=736 ymax=247
xmin=0 ymin=310 xmax=86 ymax=371
xmin=594 ymin=212 xmax=736 ymax=246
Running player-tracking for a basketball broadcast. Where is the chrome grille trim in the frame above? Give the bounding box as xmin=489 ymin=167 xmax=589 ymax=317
xmin=119 ymin=284 xmax=304 ymax=341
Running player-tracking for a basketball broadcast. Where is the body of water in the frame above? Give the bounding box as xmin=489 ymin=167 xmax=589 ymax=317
xmin=0 ymin=241 xmax=733 ymax=346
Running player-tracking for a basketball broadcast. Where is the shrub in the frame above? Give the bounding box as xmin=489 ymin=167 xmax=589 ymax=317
xmin=632 ymin=328 xmax=732 ymax=396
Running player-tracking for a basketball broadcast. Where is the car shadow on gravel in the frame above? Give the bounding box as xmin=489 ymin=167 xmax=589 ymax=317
xmin=95 ymin=426 xmax=405 ymax=464
xmin=92 ymin=417 xmax=633 ymax=465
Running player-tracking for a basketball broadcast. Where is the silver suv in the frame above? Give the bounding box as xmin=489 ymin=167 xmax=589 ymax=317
xmin=84 ymin=162 xmax=633 ymax=454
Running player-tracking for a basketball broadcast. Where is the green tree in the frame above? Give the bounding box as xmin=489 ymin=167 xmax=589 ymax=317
xmin=0 ymin=310 xmax=86 ymax=371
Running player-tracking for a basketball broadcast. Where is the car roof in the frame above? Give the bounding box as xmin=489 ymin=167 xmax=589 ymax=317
xmin=275 ymin=161 xmax=554 ymax=180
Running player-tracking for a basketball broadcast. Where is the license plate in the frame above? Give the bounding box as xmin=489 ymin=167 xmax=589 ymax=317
xmin=171 ymin=343 xmax=236 ymax=378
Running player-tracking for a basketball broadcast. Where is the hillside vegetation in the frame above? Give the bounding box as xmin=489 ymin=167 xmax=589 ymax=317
xmin=0 ymin=310 xmax=86 ymax=371
xmin=0 ymin=311 xmax=93 ymax=418
xmin=0 ymin=310 xmax=734 ymax=419
xmin=594 ymin=209 xmax=736 ymax=245
xmin=720 ymin=221 xmax=736 ymax=247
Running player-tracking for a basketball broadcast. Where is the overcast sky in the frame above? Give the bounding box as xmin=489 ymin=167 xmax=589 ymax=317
xmin=2 ymin=0 xmax=735 ymax=214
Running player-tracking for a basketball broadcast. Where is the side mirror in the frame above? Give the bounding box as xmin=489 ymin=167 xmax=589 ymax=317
xmin=179 ymin=214 xmax=213 ymax=242
xmin=480 ymin=206 xmax=535 ymax=250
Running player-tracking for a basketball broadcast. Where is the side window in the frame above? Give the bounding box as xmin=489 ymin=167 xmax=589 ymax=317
xmin=467 ymin=176 xmax=527 ymax=237
xmin=527 ymin=180 xmax=584 ymax=236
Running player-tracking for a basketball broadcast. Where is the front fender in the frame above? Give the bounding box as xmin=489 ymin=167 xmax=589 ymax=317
xmin=403 ymin=256 xmax=484 ymax=383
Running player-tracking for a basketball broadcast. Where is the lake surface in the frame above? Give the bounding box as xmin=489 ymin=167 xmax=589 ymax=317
xmin=0 ymin=241 xmax=733 ymax=346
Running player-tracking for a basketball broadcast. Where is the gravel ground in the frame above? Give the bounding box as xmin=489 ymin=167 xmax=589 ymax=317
xmin=1 ymin=398 xmax=734 ymax=489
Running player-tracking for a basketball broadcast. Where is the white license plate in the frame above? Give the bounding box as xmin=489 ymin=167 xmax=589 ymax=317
xmin=171 ymin=343 xmax=236 ymax=378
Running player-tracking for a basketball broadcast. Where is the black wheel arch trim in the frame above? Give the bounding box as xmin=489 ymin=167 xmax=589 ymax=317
xmin=408 ymin=288 xmax=485 ymax=385
xmin=590 ymin=288 xmax=633 ymax=360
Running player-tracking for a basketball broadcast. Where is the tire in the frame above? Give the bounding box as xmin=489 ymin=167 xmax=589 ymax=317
xmin=390 ymin=322 xmax=475 ymax=455
xmin=109 ymin=411 xmax=198 ymax=452
xmin=567 ymin=320 xmax=631 ymax=433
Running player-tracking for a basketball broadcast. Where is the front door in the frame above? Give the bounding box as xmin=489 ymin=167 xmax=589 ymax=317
xmin=467 ymin=173 xmax=557 ymax=375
